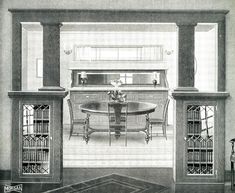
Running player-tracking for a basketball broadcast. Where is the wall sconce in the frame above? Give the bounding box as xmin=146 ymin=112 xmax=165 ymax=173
xmin=63 ymin=43 xmax=73 ymax=55
xmin=64 ymin=49 xmax=72 ymax=55
xmin=80 ymin=71 xmax=87 ymax=85
xmin=152 ymin=71 xmax=160 ymax=87
xmin=165 ymin=50 xmax=174 ymax=55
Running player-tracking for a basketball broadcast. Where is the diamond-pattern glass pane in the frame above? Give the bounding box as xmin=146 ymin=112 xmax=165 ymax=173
xmin=186 ymin=105 xmax=215 ymax=175
xmin=22 ymin=104 xmax=50 ymax=174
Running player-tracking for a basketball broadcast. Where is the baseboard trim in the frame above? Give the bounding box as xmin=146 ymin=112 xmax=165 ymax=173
xmin=225 ymin=170 xmax=231 ymax=182
xmin=175 ymin=182 xmax=224 ymax=185
xmin=0 ymin=170 xmax=11 ymax=181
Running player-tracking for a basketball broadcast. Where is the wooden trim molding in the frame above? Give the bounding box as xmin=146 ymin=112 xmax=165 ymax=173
xmin=8 ymin=9 xmax=229 ymax=23
xmin=8 ymin=91 xmax=68 ymax=98
xmin=172 ymin=91 xmax=230 ymax=100
xmin=0 ymin=170 xmax=11 ymax=181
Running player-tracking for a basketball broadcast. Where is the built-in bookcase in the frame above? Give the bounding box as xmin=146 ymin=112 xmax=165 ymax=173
xmin=185 ymin=104 xmax=215 ymax=176
xmin=172 ymin=92 xmax=228 ymax=185
xmin=22 ymin=104 xmax=50 ymax=175
xmin=9 ymin=91 xmax=67 ymax=183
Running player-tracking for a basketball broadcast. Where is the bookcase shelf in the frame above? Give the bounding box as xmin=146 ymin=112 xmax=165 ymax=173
xmin=187 ymin=147 xmax=213 ymax=150
xmin=23 ymin=133 xmax=49 ymax=136
xmin=22 ymin=161 xmax=49 ymax=163
xmin=23 ymin=147 xmax=49 ymax=149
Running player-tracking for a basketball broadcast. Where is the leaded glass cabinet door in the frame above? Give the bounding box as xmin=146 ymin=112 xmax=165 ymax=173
xmin=21 ymin=104 xmax=51 ymax=175
xmin=185 ymin=103 xmax=216 ymax=177
xmin=11 ymin=98 xmax=62 ymax=183
xmin=10 ymin=93 xmax=66 ymax=183
xmin=173 ymin=94 xmax=227 ymax=185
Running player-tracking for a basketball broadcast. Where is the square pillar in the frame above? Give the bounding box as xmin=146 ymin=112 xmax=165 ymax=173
xmin=39 ymin=22 xmax=64 ymax=91
xmin=175 ymin=23 xmax=198 ymax=92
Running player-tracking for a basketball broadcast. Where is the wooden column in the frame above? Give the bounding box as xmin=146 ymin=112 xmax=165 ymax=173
xmin=12 ymin=16 xmax=22 ymax=91
xmin=39 ymin=22 xmax=64 ymax=91
xmin=217 ymin=20 xmax=226 ymax=91
xmin=175 ymin=23 xmax=198 ymax=91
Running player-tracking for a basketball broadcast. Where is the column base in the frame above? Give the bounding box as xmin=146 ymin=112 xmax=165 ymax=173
xmin=38 ymin=86 xmax=65 ymax=91
xmin=173 ymin=87 xmax=198 ymax=92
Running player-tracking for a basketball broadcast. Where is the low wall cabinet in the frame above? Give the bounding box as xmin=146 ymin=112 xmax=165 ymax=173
xmin=8 ymin=91 xmax=68 ymax=183
xmin=172 ymin=92 xmax=229 ymax=187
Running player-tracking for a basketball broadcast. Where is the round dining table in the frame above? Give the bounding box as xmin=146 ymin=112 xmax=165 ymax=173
xmin=80 ymin=101 xmax=157 ymax=144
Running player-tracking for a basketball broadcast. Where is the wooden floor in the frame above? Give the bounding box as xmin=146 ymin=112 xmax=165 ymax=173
xmin=63 ymin=124 xmax=173 ymax=168
xmin=1 ymin=168 xmax=232 ymax=193
xmin=62 ymin=168 xmax=233 ymax=193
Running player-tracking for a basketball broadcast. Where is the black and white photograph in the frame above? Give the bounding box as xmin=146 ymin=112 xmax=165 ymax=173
xmin=0 ymin=1 xmax=234 ymax=192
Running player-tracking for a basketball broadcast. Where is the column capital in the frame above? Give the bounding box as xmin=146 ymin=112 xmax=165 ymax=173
xmin=40 ymin=22 xmax=63 ymax=27
xmin=39 ymin=86 xmax=65 ymax=91
xmin=176 ymin=22 xmax=197 ymax=27
xmin=173 ymin=87 xmax=198 ymax=92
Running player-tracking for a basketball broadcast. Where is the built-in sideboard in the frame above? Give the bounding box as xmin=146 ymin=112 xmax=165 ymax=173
xmin=69 ymin=68 xmax=169 ymax=127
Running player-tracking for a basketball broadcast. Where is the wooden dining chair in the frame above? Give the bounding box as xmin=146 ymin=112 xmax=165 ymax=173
xmin=67 ymin=99 xmax=86 ymax=140
xmin=230 ymin=138 xmax=235 ymax=190
xmin=149 ymin=98 xmax=170 ymax=140
xmin=108 ymin=102 xmax=128 ymax=146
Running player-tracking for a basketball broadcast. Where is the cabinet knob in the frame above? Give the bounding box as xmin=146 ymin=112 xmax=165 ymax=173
xmin=50 ymin=137 xmax=52 ymax=140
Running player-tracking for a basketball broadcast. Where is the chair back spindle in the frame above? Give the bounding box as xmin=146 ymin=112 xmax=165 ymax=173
xmin=67 ymin=98 xmax=86 ymax=140
xmin=108 ymin=102 xmax=128 ymax=146
xmin=149 ymin=98 xmax=170 ymax=140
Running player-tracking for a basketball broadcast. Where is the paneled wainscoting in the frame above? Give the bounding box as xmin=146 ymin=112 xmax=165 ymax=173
xmin=63 ymin=124 xmax=173 ymax=168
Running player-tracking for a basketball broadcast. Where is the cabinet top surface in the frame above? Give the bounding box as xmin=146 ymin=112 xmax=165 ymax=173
xmin=69 ymin=66 xmax=168 ymax=71
xmin=69 ymin=86 xmax=169 ymax=91
xmin=172 ymin=91 xmax=229 ymax=99
xmin=8 ymin=91 xmax=69 ymax=98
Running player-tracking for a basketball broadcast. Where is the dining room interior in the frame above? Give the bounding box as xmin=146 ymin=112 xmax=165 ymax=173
xmin=20 ymin=21 xmax=218 ymax=168
xmin=3 ymin=6 xmax=232 ymax=192
xmin=21 ymin=22 xmax=177 ymax=168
